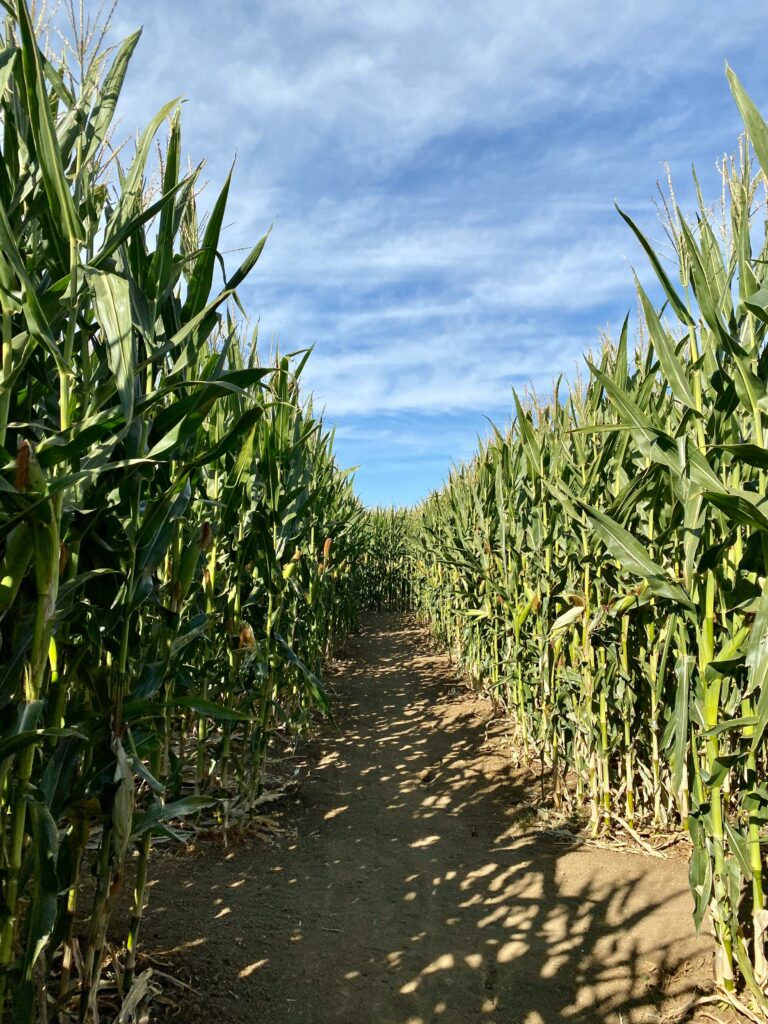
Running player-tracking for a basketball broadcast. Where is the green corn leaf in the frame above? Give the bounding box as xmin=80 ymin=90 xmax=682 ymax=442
xmin=671 ymin=655 xmax=692 ymax=796
xmin=17 ymin=797 xmax=59 ymax=1017
xmin=108 ymin=96 xmax=181 ymax=234
xmin=712 ymin=443 xmax=768 ymax=470
xmin=111 ymin=738 xmax=135 ymax=865
xmin=575 ymin=498 xmax=695 ymax=609
xmin=724 ymin=818 xmax=752 ymax=880
xmin=92 ymin=175 xmax=190 ymax=270
xmin=0 ymin=45 xmax=17 ymax=98
xmin=727 ymin=65 xmax=768 ymax=181
xmin=16 ymin=0 xmax=83 ymax=244
xmin=149 ymin=108 xmax=183 ymax=295
xmin=0 ymin=726 xmax=81 ymax=762
xmin=747 ymin=580 xmax=768 ymax=750
xmin=617 ymin=205 xmax=694 ymax=326
xmin=636 ymin=277 xmax=698 ymax=410
xmin=0 ymin=194 xmax=67 ymax=369
xmin=132 ymin=795 xmax=218 ymax=839
xmin=226 ymin=229 xmax=270 ymax=292
xmin=700 ymin=489 xmax=768 ymax=533
xmin=82 ymin=29 xmax=142 ymax=165
xmin=743 ymin=285 xmax=768 ymax=324
xmin=174 ymin=697 xmax=253 ymax=722
xmin=86 ymin=269 xmax=135 ymax=423
xmin=182 ymin=168 xmax=232 ymax=319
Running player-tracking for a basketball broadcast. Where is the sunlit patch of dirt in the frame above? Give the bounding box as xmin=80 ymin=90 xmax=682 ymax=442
xmin=142 ymin=613 xmax=728 ymax=1024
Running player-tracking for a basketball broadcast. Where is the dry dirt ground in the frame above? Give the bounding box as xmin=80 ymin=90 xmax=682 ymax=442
xmin=141 ymin=614 xmax=719 ymax=1024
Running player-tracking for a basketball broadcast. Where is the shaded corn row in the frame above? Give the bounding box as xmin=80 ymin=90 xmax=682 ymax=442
xmin=356 ymin=508 xmax=414 ymax=612
xmin=398 ymin=70 xmax=768 ymax=1012
xmin=0 ymin=6 xmax=363 ymax=1021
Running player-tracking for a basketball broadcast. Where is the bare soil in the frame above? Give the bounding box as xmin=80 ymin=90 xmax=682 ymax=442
xmin=141 ymin=614 xmax=718 ymax=1024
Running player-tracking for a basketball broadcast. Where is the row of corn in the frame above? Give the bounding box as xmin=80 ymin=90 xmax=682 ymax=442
xmin=356 ymin=508 xmax=414 ymax=613
xmin=364 ymin=71 xmax=768 ymax=1013
xmin=0 ymin=6 xmax=364 ymax=1021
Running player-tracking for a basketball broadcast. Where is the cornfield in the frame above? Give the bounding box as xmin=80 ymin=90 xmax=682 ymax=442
xmin=356 ymin=508 xmax=414 ymax=613
xmin=6 ymin=0 xmax=768 ymax=1018
xmin=0 ymin=4 xmax=363 ymax=1020
xmin=360 ymin=69 xmax=768 ymax=1015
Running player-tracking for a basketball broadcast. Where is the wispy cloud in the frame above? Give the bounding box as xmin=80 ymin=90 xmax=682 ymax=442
xmin=101 ymin=0 xmax=768 ymax=504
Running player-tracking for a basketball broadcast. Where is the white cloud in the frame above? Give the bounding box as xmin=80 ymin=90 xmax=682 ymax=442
xmin=90 ymin=0 xmax=768 ymax=501
xmin=107 ymin=1 xmax=763 ymax=185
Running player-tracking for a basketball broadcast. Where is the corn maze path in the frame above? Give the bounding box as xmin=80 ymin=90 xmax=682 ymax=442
xmin=142 ymin=614 xmax=716 ymax=1024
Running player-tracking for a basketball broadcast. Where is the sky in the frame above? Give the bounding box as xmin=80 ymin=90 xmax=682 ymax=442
xmin=89 ymin=1 xmax=768 ymax=505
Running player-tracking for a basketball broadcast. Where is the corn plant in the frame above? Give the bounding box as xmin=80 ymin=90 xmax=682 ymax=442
xmin=356 ymin=508 xmax=414 ymax=612
xmin=393 ymin=68 xmax=768 ymax=1014
xmin=0 ymin=4 xmax=364 ymax=1021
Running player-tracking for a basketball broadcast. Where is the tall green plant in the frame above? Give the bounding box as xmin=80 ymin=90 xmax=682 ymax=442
xmin=0 ymin=5 xmax=364 ymax=1021
xmin=392 ymin=67 xmax=768 ymax=1015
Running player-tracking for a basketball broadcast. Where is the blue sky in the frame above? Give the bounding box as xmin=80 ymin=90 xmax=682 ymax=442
xmin=96 ymin=2 xmax=768 ymax=505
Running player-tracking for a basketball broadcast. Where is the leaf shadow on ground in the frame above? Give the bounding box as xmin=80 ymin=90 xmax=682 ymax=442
xmin=140 ymin=613 xmax=713 ymax=1024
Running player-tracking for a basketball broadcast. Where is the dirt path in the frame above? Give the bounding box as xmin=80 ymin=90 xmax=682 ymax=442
xmin=143 ymin=614 xmax=714 ymax=1023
